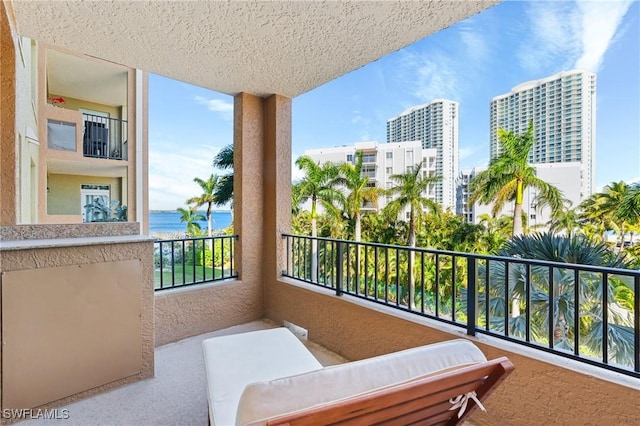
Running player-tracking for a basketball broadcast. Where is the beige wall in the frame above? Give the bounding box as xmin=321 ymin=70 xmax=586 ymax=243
xmin=47 ymin=174 xmax=122 ymax=215
xmin=1 ymin=3 xmax=17 ymax=225
xmin=3 ymin=260 xmax=143 ymax=409
xmin=262 ymin=95 xmax=292 ymax=287
xmin=50 ymin=94 xmax=122 ymax=119
xmin=264 ymin=278 xmax=639 ymax=425
xmin=155 ymin=280 xmax=260 ymax=347
xmin=0 ymin=224 xmax=154 ymax=412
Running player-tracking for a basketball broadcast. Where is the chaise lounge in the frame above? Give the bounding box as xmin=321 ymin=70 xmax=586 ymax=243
xmin=203 ymin=327 xmax=514 ymax=426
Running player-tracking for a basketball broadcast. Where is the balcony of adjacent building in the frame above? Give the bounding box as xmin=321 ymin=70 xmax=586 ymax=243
xmin=42 ymin=48 xmax=131 ymax=166
xmin=37 ymin=46 xmax=142 ymax=226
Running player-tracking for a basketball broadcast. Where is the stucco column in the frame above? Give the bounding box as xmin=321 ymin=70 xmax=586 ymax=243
xmin=234 ymin=93 xmax=265 ymax=291
xmin=263 ymin=95 xmax=292 ymax=285
xmin=0 ymin=4 xmax=17 ymax=226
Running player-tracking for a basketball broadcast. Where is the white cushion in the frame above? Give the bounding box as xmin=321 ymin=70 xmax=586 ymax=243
xmin=236 ymin=339 xmax=486 ymax=426
xmin=202 ymin=328 xmax=322 ymax=426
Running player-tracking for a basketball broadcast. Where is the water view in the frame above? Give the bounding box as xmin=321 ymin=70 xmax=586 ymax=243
xmin=149 ymin=210 xmax=232 ymax=236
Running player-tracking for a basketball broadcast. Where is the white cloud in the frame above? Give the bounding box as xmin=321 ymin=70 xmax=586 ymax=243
xmin=394 ymin=21 xmax=493 ymax=105
xmin=351 ymin=109 xmax=375 ymax=141
xmin=399 ymin=50 xmax=462 ymax=101
xmin=520 ymin=0 xmax=633 ymax=74
xmin=458 ymin=146 xmax=476 ymax=160
xmin=459 ymin=27 xmax=488 ymax=63
xmin=574 ymin=0 xmax=633 ymax=72
xmin=148 ymin=142 xmax=223 ymax=210
xmin=194 ymin=96 xmax=234 ymax=121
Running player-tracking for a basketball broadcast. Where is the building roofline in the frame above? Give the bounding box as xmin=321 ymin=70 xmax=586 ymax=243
xmin=387 ymin=99 xmax=459 ymax=122
xmin=491 ymin=69 xmax=596 ymax=101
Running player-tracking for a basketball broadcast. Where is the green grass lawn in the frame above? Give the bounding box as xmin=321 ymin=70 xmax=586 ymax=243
xmin=154 ymin=264 xmax=229 ymax=289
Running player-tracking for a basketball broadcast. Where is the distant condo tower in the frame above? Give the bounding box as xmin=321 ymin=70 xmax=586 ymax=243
xmin=386 ymin=99 xmax=459 ymax=210
xmin=490 ymin=69 xmax=596 ymax=198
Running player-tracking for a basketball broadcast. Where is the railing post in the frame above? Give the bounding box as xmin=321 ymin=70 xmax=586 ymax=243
xmin=466 ymin=256 xmax=477 ymax=337
xmin=634 ymin=274 xmax=639 ymax=373
xmin=336 ymin=241 xmax=344 ymax=296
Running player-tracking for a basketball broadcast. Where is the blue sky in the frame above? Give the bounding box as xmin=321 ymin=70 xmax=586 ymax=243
xmin=149 ymin=0 xmax=639 ymax=211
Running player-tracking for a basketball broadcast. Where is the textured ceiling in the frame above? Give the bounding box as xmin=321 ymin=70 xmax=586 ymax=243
xmin=47 ymin=50 xmax=127 ymax=107
xmin=9 ymin=1 xmax=499 ymax=98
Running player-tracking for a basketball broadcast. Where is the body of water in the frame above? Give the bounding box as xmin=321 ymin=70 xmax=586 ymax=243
xmin=149 ymin=210 xmax=232 ymax=236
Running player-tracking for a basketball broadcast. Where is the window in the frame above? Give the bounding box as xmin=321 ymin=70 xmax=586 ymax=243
xmin=386 ymin=167 xmax=392 ymax=174
xmin=346 ymin=154 xmax=353 ymax=163
xmin=47 ymin=119 xmax=76 ymax=151
xmin=361 ymin=153 xmax=376 ymax=163
xmin=386 ymin=152 xmax=393 ymax=159
xmin=406 ymin=150 xmax=414 ymax=164
xmin=361 ymin=165 xmax=376 ymax=178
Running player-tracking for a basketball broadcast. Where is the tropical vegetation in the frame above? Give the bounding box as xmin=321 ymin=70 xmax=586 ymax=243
xmin=186 ymin=174 xmax=219 ymax=237
xmin=176 ymin=207 xmax=205 ymax=237
xmin=468 ymin=122 xmax=565 ymax=237
xmin=289 ymin=145 xmax=638 ymax=370
xmin=172 ymin=134 xmax=638 ymax=369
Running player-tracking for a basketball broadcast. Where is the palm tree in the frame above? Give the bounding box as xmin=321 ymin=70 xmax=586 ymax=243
xmin=294 ymin=156 xmax=342 ymax=238
xmin=294 ymin=156 xmax=342 ymax=281
xmin=617 ymin=183 xmax=640 ymax=224
xmin=186 ymin=174 xmax=218 ymax=237
xmin=488 ymin=233 xmax=634 ymax=366
xmin=548 ymin=207 xmax=583 ymax=235
xmin=385 ymin=163 xmax=440 ymax=309
xmin=580 ymin=182 xmax=631 ymax=246
xmin=385 ymin=163 xmax=440 ymax=248
xmin=468 ymin=122 xmax=564 ymax=237
xmin=177 ymin=207 xmax=205 ymax=237
xmin=336 ymin=151 xmax=383 ymax=242
xmin=212 ymin=144 xmax=234 ymax=208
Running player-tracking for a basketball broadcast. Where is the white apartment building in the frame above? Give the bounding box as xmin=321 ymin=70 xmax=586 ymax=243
xmin=386 ymin=99 xmax=459 ymax=210
xmin=490 ymin=70 xmax=596 ymax=199
xmin=457 ymin=162 xmax=583 ymax=229
xmin=304 ymin=141 xmax=438 ymax=220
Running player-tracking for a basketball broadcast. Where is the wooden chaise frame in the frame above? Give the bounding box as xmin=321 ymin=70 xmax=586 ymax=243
xmin=266 ymin=357 xmax=514 ymax=426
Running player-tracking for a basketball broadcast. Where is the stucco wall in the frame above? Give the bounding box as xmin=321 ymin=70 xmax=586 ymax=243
xmin=0 ymin=224 xmax=154 ymax=412
xmin=0 ymin=3 xmax=17 ymax=225
xmin=154 ymin=280 xmax=263 ymax=347
xmin=47 ymin=173 xmax=122 ymax=215
xmin=265 ymin=278 xmax=639 ymax=425
xmin=50 ymin=94 xmax=122 ymax=119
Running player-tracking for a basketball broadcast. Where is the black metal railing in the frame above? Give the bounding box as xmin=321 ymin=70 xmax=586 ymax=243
xmin=282 ymin=234 xmax=640 ymax=378
xmin=154 ymin=235 xmax=238 ymax=291
xmin=82 ymin=113 xmax=127 ymax=160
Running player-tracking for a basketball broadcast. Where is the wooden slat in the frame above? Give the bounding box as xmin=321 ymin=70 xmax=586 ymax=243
xmin=267 ymin=357 xmax=514 ymax=426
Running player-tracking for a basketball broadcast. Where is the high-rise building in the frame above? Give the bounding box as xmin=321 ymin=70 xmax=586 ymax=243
xmin=387 ymin=99 xmax=459 ymax=210
xmin=490 ymin=70 xmax=596 ymax=198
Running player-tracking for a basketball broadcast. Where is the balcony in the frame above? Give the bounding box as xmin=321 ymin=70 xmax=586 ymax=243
xmin=282 ymin=234 xmax=640 ymax=379
xmin=3 ymin=2 xmax=637 ymax=425
xmin=82 ymin=113 xmax=128 ymax=160
xmin=4 ymin=232 xmax=634 ymax=425
xmin=45 ymin=110 xmax=129 ymax=162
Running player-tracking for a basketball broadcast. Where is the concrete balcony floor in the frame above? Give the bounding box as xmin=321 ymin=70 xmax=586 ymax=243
xmin=20 ymin=320 xmax=347 ymax=426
